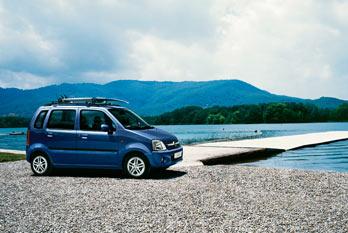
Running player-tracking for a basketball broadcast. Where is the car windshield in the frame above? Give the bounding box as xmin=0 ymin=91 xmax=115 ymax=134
xmin=108 ymin=108 xmax=153 ymax=130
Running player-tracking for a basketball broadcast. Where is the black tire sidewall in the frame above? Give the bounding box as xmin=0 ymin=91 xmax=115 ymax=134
xmin=31 ymin=153 xmax=52 ymax=176
xmin=123 ymin=154 xmax=150 ymax=179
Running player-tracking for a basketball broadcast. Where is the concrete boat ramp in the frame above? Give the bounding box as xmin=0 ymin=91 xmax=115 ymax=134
xmin=2 ymin=131 xmax=348 ymax=167
xmin=175 ymin=131 xmax=348 ymax=167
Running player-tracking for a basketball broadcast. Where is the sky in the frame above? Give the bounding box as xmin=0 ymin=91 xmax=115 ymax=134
xmin=0 ymin=0 xmax=348 ymax=99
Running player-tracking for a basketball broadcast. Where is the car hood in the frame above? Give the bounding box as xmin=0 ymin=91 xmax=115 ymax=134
xmin=132 ymin=127 xmax=178 ymax=142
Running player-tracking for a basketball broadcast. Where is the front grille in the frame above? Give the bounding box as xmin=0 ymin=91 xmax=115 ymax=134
xmin=165 ymin=141 xmax=181 ymax=150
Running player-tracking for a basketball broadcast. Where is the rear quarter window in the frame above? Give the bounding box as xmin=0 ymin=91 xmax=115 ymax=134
xmin=34 ymin=110 xmax=48 ymax=129
xmin=47 ymin=110 xmax=76 ymax=130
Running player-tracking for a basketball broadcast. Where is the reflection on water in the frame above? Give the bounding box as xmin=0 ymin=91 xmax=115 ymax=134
xmin=244 ymin=140 xmax=348 ymax=172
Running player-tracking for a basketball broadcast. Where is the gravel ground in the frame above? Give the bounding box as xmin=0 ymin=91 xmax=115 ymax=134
xmin=0 ymin=161 xmax=347 ymax=233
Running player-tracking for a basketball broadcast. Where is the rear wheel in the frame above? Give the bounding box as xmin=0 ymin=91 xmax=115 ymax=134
xmin=31 ymin=153 xmax=52 ymax=176
xmin=123 ymin=154 xmax=150 ymax=178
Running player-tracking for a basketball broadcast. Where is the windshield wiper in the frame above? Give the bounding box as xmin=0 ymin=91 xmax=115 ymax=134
xmin=126 ymin=125 xmax=153 ymax=130
xmin=141 ymin=125 xmax=154 ymax=129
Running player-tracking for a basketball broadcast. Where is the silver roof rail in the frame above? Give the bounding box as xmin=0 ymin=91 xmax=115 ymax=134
xmin=58 ymin=97 xmax=129 ymax=105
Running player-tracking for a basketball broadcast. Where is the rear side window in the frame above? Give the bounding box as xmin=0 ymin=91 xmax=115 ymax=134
xmin=34 ymin=110 xmax=48 ymax=129
xmin=80 ymin=110 xmax=115 ymax=131
xmin=47 ymin=110 xmax=76 ymax=130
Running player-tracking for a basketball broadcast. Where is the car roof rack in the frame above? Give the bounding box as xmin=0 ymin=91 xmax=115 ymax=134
xmin=46 ymin=97 xmax=129 ymax=106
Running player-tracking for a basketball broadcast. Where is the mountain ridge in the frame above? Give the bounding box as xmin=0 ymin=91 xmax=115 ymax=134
xmin=0 ymin=79 xmax=346 ymax=116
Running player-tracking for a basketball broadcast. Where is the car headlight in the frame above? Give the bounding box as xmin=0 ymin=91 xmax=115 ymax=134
xmin=152 ymin=140 xmax=167 ymax=151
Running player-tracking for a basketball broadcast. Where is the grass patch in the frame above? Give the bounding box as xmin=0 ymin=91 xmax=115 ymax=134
xmin=0 ymin=153 xmax=25 ymax=162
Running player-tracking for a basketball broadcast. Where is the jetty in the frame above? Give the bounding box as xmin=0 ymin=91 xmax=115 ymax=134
xmin=2 ymin=131 xmax=348 ymax=167
xmin=176 ymin=131 xmax=348 ymax=167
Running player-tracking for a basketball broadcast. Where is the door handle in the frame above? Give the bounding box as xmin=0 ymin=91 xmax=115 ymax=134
xmin=81 ymin=136 xmax=88 ymax=140
xmin=47 ymin=134 xmax=53 ymax=138
xmin=81 ymin=134 xmax=88 ymax=140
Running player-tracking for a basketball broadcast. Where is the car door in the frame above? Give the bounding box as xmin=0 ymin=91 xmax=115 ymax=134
xmin=76 ymin=109 xmax=119 ymax=167
xmin=45 ymin=109 xmax=78 ymax=165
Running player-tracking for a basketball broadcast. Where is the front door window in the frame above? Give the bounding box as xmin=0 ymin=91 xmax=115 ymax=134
xmin=80 ymin=110 xmax=115 ymax=131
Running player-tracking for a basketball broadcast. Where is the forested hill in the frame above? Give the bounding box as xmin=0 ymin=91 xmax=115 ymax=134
xmin=145 ymin=103 xmax=348 ymax=125
xmin=0 ymin=79 xmax=347 ymax=116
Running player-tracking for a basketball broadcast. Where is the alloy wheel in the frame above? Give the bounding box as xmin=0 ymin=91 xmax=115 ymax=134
xmin=127 ymin=157 xmax=146 ymax=177
xmin=32 ymin=156 xmax=48 ymax=174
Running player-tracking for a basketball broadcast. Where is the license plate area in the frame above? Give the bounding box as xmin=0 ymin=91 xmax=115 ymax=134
xmin=173 ymin=151 xmax=183 ymax=159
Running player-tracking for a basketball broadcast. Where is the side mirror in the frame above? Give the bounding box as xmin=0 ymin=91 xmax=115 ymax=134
xmin=101 ymin=124 xmax=113 ymax=134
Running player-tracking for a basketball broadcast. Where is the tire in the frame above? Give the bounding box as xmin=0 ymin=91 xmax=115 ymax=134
xmin=31 ymin=153 xmax=52 ymax=176
xmin=123 ymin=153 xmax=150 ymax=179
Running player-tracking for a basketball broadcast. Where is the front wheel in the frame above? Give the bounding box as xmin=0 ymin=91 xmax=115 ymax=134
xmin=31 ymin=154 xmax=52 ymax=176
xmin=123 ymin=154 xmax=150 ymax=178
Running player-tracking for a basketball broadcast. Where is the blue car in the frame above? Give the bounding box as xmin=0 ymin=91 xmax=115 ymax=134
xmin=26 ymin=97 xmax=183 ymax=178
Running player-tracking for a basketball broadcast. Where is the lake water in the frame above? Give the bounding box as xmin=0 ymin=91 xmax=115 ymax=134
xmin=1 ymin=122 xmax=348 ymax=172
xmin=244 ymin=140 xmax=348 ymax=172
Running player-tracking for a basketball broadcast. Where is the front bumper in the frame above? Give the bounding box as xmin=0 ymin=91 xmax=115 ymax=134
xmin=149 ymin=147 xmax=183 ymax=168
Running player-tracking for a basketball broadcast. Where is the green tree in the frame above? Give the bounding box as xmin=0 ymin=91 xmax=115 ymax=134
xmin=335 ymin=103 xmax=348 ymax=121
xmin=143 ymin=101 xmax=346 ymax=125
xmin=0 ymin=116 xmax=30 ymax=128
xmin=207 ymin=113 xmax=225 ymax=124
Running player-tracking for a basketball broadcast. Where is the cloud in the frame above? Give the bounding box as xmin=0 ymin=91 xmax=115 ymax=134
xmin=210 ymin=0 xmax=348 ymax=98
xmin=0 ymin=0 xmax=347 ymax=99
xmin=127 ymin=32 xmax=216 ymax=81
xmin=0 ymin=70 xmax=54 ymax=89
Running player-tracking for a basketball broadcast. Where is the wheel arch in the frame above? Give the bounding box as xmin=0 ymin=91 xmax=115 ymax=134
xmin=122 ymin=150 xmax=149 ymax=167
xmin=27 ymin=143 xmax=51 ymax=162
xmin=29 ymin=149 xmax=50 ymax=162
